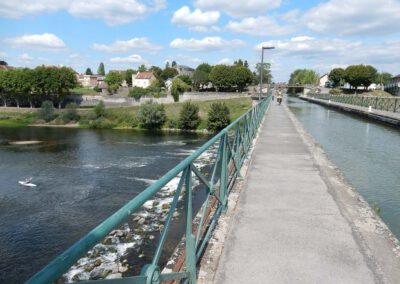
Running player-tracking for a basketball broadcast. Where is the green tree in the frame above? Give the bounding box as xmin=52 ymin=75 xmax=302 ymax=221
xmin=149 ymin=66 xmax=162 ymax=78
xmin=85 ymin=68 xmax=93 ymax=75
xmin=375 ymin=72 xmax=392 ymax=86
xmin=207 ymin=102 xmax=230 ymax=132
xmin=244 ymin=60 xmax=249 ymax=68
xmin=171 ymin=61 xmax=177 ymax=67
xmin=344 ymin=64 xmax=377 ymax=90
xmin=161 ymin=67 xmax=178 ymax=80
xmin=171 ymin=78 xmax=190 ymax=102
xmin=193 ymin=63 xmax=212 ymax=90
xmin=61 ymin=102 xmax=79 ymax=123
xmin=0 ymin=70 xmax=9 ymax=106
xmin=125 ymin=69 xmax=136 ymax=86
xmin=209 ymin=65 xmax=233 ymax=91
xmin=288 ymin=69 xmax=319 ymax=85
xmin=97 ymin=62 xmax=105 ymax=75
xmin=129 ymin=86 xmax=148 ymax=100
xmin=234 ymin=59 xmax=244 ymax=66
xmin=138 ymin=100 xmax=166 ymax=130
xmin=232 ymin=66 xmax=253 ymax=92
xmin=328 ymin=68 xmax=345 ymax=87
xmin=39 ymin=100 xmax=55 ymax=122
xmin=94 ymin=101 xmax=106 ymax=118
xmin=179 ymin=101 xmax=200 ymax=130
xmin=138 ymin=64 xmax=147 ymax=72
xmin=255 ymin=63 xmax=272 ymax=85
xmin=177 ymin=75 xmax=192 ymax=86
xmin=105 ymin=72 xmax=123 ymax=94
xmin=165 ymin=61 xmax=170 ymax=69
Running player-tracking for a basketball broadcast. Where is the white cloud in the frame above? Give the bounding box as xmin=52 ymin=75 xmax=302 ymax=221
xmin=6 ymin=33 xmax=66 ymax=50
xmin=19 ymin=53 xmax=34 ymax=62
xmin=69 ymin=53 xmax=79 ymax=59
xmin=303 ymin=0 xmax=400 ymax=36
xmin=226 ymin=16 xmax=296 ymax=36
xmin=110 ymin=54 xmax=144 ymax=63
xmin=172 ymin=6 xmax=220 ymax=31
xmin=93 ymin=38 xmax=162 ymax=53
xmin=0 ymin=0 xmax=166 ymax=25
xmin=170 ymin=37 xmax=245 ymax=52
xmin=0 ymin=51 xmax=7 ymax=58
xmin=217 ymin=58 xmax=232 ymax=65
xmin=194 ymin=0 xmax=281 ymax=18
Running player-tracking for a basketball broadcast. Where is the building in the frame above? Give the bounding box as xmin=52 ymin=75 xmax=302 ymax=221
xmin=132 ymin=71 xmax=156 ymax=88
xmin=384 ymin=74 xmax=400 ymax=96
xmin=165 ymin=78 xmax=173 ymax=91
xmin=77 ymin=74 xmax=99 ymax=88
xmin=175 ymin=65 xmax=194 ymax=77
xmin=319 ymin=73 xmax=329 ymax=87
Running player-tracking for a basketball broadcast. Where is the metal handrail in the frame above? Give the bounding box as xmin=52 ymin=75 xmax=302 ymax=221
xmin=307 ymin=93 xmax=400 ymax=113
xmin=26 ymin=96 xmax=272 ymax=284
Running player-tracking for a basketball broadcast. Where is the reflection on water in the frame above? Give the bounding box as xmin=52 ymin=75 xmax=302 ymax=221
xmin=0 ymin=127 xmax=209 ymax=284
xmin=288 ymin=97 xmax=400 ymax=238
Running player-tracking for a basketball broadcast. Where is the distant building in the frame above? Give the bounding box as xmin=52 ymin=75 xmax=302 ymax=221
xmin=319 ymin=73 xmax=329 ymax=87
xmin=175 ymin=65 xmax=194 ymax=77
xmin=0 ymin=61 xmax=14 ymax=71
xmin=385 ymin=74 xmax=400 ymax=96
xmin=132 ymin=71 xmax=156 ymax=88
xmin=77 ymin=74 xmax=99 ymax=88
xmin=165 ymin=78 xmax=173 ymax=91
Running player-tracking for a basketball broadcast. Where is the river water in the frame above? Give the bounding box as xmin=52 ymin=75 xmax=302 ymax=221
xmin=288 ymin=97 xmax=400 ymax=239
xmin=0 ymin=127 xmax=210 ymax=283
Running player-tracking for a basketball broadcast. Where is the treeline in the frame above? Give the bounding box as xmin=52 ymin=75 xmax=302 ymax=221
xmin=0 ymin=66 xmax=77 ymax=108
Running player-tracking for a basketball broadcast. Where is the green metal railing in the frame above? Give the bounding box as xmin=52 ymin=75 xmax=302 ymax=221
xmin=26 ymin=96 xmax=271 ymax=284
xmin=307 ymin=93 xmax=400 ymax=113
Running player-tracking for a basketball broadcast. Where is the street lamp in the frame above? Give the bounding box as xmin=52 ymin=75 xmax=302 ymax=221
xmin=259 ymin=46 xmax=275 ymax=100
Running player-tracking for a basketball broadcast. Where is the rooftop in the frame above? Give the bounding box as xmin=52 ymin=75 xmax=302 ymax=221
xmin=135 ymin=71 xmax=154 ymax=79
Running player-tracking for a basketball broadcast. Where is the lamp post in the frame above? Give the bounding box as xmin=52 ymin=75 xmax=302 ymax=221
xmin=259 ymin=46 xmax=275 ymax=100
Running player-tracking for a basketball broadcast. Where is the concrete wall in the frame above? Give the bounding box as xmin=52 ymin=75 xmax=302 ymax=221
xmin=77 ymin=91 xmax=250 ymax=107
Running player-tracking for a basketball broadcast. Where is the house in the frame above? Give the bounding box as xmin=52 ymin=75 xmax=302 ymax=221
xmin=384 ymin=74 xmax=400 ymax=96
xmin=319 ymin=73 xmax=329 ymax=87
xmin=132 ymin=71 xmax=156 ymax=88
xmin=77 ymin=74 xmax=99 ymax=88
xmin=165 ymin=78 xmax=173 ymax=91
xmin=174 ymin=65 xmax=194 ymax=77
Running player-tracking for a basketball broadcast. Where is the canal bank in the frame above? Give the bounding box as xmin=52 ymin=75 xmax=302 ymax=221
xmin=300 ymin=95 xmax=400 ymax=127
xmin=200 ymin=101 xmax=400 ymax=283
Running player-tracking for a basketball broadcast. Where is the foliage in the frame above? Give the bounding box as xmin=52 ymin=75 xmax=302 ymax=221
xmin=149 ymin=66 xmax=162 ymax=78
xmin=93 ymin=86 xmax=101 ymax=92
xmin=254 ymin=63 xmax=272 ymax=85
xmin=105 ymin=72 xmax=123 ymax=94
xmin=85 ymin=68 xmax=93 ymax=75
xmin=94 ymin=101 xmax=106 ymax=118
xmin=209 ymin=65 xmax=233 ymax=91
xmin=138 ymin=100 xmax=166 ymax=130
xmin=39 ymin=100 xmax=55 ymax=122
xmin=97 ymin=62 xmax=105 ymax=75
xmin=329 ymin=88 xmax=342 ymax=95
xmin=171 ymin=61 xmax=177 ymax=67
xmin=207 ymin=102 xmax=230 ymax=132
xmin=125 ymin=69 xmax=136 ymax=86
xmin=289 ymin=69 xmax=319 ymax=85
xmin=375 ymin=72 xmax=392 ymax=85
xmin=232 ymin=66 xmax=253 ymax=92
xmin=209 ymin=64 xmax=252 ymax=92
xmin=129 ymin=86 xmax=149 ymax=100
xmin=138 ymin=64 xmax=147 ymax=72
xmin=171 ymin=78 xmax=190 ymax=102
xmin=179 ymin=101 xmax=201 ymax=130
xmin=161 ymin=67 xmax=178 ymax=80
xmin=344 ymin=64 xmax=377 ymax=90
xmin=193 ymin=63 xmax=212 ymax=90
xmin=328 ymin=68 xmax=345 ymax=87
xmin=61 ymin=102 xmax=79 ymax=123
xmin=177 ymin=75 xmax=192 ymax=85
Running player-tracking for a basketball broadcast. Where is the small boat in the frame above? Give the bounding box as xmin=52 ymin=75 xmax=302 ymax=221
xmin=18 ymin=181 xmax=37 ymax=187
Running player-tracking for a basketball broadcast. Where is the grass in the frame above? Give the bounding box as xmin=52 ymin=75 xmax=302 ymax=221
xmin=0 ymin=97 xmax=253 ymax=130
xmin=71 ymin=87 xmax=98 ymax=95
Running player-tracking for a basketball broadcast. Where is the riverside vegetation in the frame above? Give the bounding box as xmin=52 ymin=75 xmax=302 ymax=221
xmin=0 ymin=97 xmax=251 ymax=132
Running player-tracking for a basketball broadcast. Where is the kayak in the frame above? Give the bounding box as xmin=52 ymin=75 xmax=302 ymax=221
xmin=18 ymin=181 xmax=37 ymax=187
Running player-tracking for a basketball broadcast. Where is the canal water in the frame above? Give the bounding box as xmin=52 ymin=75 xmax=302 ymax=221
xmin=0 ymin=127 xmax=210 ymax=283
xmin=288 ymin=97 xmax=400 ymax=239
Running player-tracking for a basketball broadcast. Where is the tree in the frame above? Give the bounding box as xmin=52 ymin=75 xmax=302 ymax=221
xmin=53 ymin=67 xmax=79 ymax=108
xmin=160 ymin=67 xmax=178 ymax=80
xmin=177 ymin=75 xmax=192 ymax=86
xmin=193 ymin=63 xmax=212 ymax=90
xmin=288 ymin=69 xmax=319 ymax=85
xmin=97 ymin=62 xmax=105 ymax=75
xmin=179 ymin=101 xmax=200 ymax=130
xmin=105 ymin=72 xmax=123 ymax=94
xmin=171 ymin=61 xmax=177 ymax=67
xmin=165 ymin=61 xmax=170 ymax=69
xmin=171 ymin=78 xmax=190 ymax=102
xmin=94 ymin=101 xmax=106 ymax=118
xmin=232 ymin=66 xmax=253 ymax=92
xmin=233 ymin=59 xmax=244 ymax=66
xmin=328 ymin=68 xmax=345 ymax=87
xmin=125 ymin=69 xmax=136 ymax=86
xmin=138 ymin=64 xmax=147 ymax=72
xmin=209 ymin=65 xmax=233 ymax=91
xmin=207 ymin=102 xmax=230 ymax=132
xmin=39 ymin=100 xmax=55 ymax=122
xmin=62 ymin=102 xmax=79 ymax=123
xmin=85 ymin=68 xmax=93 ymax=75
xmin=149 ymin=66 xmax=162 ymax=78
xmin=255 ymin=63 xmax=272 ymax=85
xmin=138 ymin=100 xmax=166 ymax=130
xmin=7 ymin=68 xmax=34 ymax=108
xmin=244 ymin=60 xmax=249 ymax=68
xmin=0 ymin=60 xmax=8 ymax=66
xmin=375 ymin=72 xmax=392 ymax=86
xmin=344 ymin=65 xmax=377 ymax=90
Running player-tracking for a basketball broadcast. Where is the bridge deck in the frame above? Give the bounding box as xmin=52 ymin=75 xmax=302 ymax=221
xmin=213 ymin=102 xmax=400 ymax=283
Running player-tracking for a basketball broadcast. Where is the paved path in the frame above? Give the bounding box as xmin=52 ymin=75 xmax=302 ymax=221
xmin=213 ymin=102 xmax=399 ymax=283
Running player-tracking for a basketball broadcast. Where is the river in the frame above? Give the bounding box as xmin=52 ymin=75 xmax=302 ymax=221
xmin=0 ymin=127 xmax=210 ymax=283
xmin=288 ymin=97 xmax=400 ymax=239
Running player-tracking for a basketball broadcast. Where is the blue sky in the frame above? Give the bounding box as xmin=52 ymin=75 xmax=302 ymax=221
xmin=0 ymin=0 xmax=399 ymax=81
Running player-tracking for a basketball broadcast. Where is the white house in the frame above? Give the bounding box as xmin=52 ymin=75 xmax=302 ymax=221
xmin=165 ymin=78 xmax=173 ymax=91
xmin=319 ymin=74 xmax=329 ymax=87
xmin=132 ymin=72 xmax=156 ymax=88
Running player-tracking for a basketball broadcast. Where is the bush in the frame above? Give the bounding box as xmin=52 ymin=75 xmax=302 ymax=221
xmin=166 ymin=119 xmax=177 ymax=129
xmin=171 ymin=78 xmax=190 ymax=102
xmin=88 ymin=117 xmax=116 ymax=129
xmin=329 ymin=88 xmax=342 ymax=96
xmin=39 ymin=100 xmax=55 ymax=122
xmin=93 ymin=86 xmax=101 ymax=92
xmin=207 ymin=102 xmax=230 ymax=132
xmin=129 ymin=86 xmax=148 ymax=100
xmin=94 ymin=101 xmax=106 ymax=118
xmin=61 ymin=102 xmax=80 ymax=123
xmin=179 ymin=101 xmax=200 ymax=130
xmin=138 ymin=100 xmax=167 ymax=130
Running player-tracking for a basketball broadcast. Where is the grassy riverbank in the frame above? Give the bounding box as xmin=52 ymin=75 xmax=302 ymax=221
xmin=0 ymin=98 xmax=253 ymax=130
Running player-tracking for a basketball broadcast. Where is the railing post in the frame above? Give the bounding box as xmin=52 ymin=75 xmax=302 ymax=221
xmin=184 ymin=164 xmax=197 ymax=284
xmin=394 ymin=99 xmax=398 ymax=113
xmin=220 ymin=134 xmax=228 ymax=211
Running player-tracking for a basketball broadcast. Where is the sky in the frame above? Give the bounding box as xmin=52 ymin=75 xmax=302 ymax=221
xmin=0 ymin=0 xmax=399 ymax=82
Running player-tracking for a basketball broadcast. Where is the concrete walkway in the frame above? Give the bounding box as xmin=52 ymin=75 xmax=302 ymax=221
xmin=213 ymin=102 xmax=400 ymax=283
